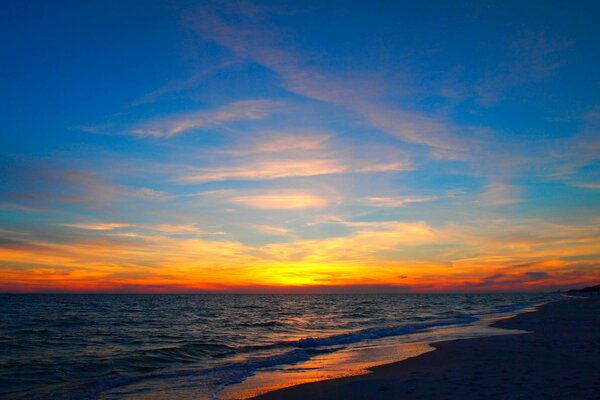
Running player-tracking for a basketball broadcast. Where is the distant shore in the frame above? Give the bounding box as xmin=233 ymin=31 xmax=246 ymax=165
xmin=254 ymin=298 xmax=600 ymax=400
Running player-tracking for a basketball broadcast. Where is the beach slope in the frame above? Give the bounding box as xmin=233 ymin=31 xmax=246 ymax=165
xmin=254 ymin=298 xmax=600 ymax=400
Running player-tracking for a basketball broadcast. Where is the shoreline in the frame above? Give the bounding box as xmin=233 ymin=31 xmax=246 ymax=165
xmin=251 ymin=297 xmax=599 ymax=400
xmin=222 ymin=303 xmax=541 ymax=399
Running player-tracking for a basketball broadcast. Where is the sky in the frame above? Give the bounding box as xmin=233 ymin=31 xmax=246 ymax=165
xmin=1 ymin=0 xmax=599 ymax=293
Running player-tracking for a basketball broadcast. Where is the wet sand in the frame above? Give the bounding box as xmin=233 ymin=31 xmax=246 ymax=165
xmin=254 ymin=298 xmax=600 ymax=400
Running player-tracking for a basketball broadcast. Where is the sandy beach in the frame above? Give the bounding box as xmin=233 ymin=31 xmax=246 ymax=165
xmin=254 ymin=298 xmax=600 ymax=400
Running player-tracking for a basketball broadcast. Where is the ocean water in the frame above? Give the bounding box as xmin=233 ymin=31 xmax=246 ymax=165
xmin=0 ymin=293 xmax=556 ymax=399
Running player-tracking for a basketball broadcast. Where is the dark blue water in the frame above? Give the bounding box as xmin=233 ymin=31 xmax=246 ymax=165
xmin=0 ymin=293 xmax=556 ymax=399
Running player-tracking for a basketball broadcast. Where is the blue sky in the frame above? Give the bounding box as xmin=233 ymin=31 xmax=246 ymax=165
xmin=1 ymin=0 xmax=599 ymax=292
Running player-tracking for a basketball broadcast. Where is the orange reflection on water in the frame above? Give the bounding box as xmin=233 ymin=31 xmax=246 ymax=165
xmin=220 ymin=341 xmax=434 ymax=399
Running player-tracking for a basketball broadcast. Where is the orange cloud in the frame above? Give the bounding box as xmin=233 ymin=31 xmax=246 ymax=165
xmin=60 ymin=223 xmax=132 ymax=230
xmin=228 ymin=191 xmax=330 ymax=209
xmin=1 ymin=217 xmax=599 ymax=293
xmin=178 ymin=159 xmax=347 ymax=183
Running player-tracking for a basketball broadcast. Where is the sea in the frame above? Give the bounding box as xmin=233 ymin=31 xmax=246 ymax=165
xmin=0 ymin=293 xmax=557 ymax=399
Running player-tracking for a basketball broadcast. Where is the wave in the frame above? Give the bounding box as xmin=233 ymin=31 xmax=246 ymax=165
xmin=14 ymin=347 xmax=340 ymax=400
xmin=290 ymin=314 xmax=479 ymax=348
xmin=475 ymin=299 xmax=547 ymax=317
xmin=14 ymin=315 xmax=482 ymax=400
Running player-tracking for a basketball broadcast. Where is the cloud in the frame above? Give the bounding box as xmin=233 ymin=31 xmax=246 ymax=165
xmin=129 ymin=99 xmax=280 ymax=137
xmin=363 ymin=195 xmax=438 ymax=208
xmin=0 ymin=229 xmax=259 ymax=293
xmin=205 ymin=131 xmax=333 ymax=158
xmin=60 ymin=222 xmax=222 ymax=236
xmin=130 ymin=61 xmax=240 ymax=106
xmin=228 ymin=191 xmax=330 ymax=209
xmin=175 ymin=128 xmax=412 ymax=183
xmin=60 ymin=223 xmax=132 ymax=231
xmin=571 ymin=182 xmax=600 ymax=189
xmin=0 ymin=202 xmax=45 ymax=213
xmin=134 ymin=188 xmax=170 ymax=200
xmin=353 ymin=162 xmax=413 ymax=173
xmin=177 ymin=159 xmax=410 ymax=183
xmin=148 ymin=224 xmax=207 ymax=234
xmin=478 ymin=183 xmax=522 ymax=206
xmin=0 ymin=162 xmax=168 ymax=210
xmin=258 ymin=220 xmax=440 ymax=264
xmin=177 ymin=159 xmax=347 ymax=183
xmin=251 ymin=133 xmax=331 ymax=153
xmin=356 ymin=103 xmax=469 ymax=153
xmin=251 ymin=224 xmax=291 ymax=235
xmin=524 ymin=271 xmax=549 ymax=279
xmin=466 ymin=269 xmax=551 ymax=289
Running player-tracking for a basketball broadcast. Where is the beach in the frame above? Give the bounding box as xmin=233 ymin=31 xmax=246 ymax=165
xmin=254 ymin=298 xmax=600 ymax=400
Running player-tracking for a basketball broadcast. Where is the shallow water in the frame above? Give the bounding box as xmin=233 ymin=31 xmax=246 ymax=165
xmin=0 ymin=293 xmax=556 ymax=399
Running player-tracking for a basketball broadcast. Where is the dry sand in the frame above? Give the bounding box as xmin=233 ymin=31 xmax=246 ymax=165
xmin=254 ymin=298 xmax=600 ymax=400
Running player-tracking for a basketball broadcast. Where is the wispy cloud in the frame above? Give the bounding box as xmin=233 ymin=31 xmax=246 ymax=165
xmin=175 ymin=127 xmax=412 ymax=183
xmin=130 ymin=61 xmax=240 ymax=106
xmin=148 ymin=224 xmax=207 ymax=234
xmin=478 ymin=183 xmax=522 ymax=206
xmin=570 ymin=182 xmax=600 ymax=189
xmin=251 ymin=133 xmax=331 ymax=153
xmin=60 ymin=223 xmax=132 ymax=231
xmin=177 ymin=159 xmax=347 ymax=183
xmin=353 ymin=162 xmax=413 ymax=173
xmin=0 ymin=202 xmax=45 ymax=213
xmin=259 ymin=221 xmax=439 ymax=263
xmin=177 ymin=159 xmax=409 ymax=183
xmin=228 ymin=191 xmax=330 ymax=209
xmin=363 ymin=195 xmax=439 ymax=208
xmin=0 ymin=162 xmax=168 ymax=211
xmin=205 ymin=131 xmax=333 ymax=157
xmin=61 ymin=222 xmax=223 ymax=236
xmin=130 ymin=99 xmax=280 ymax=137
xmin=251 ymin=224 xmax=291 ymax=235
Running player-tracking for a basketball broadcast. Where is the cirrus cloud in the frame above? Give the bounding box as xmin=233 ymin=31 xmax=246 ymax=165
xmin=228 ymin=191 xmax=330 ymax=209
